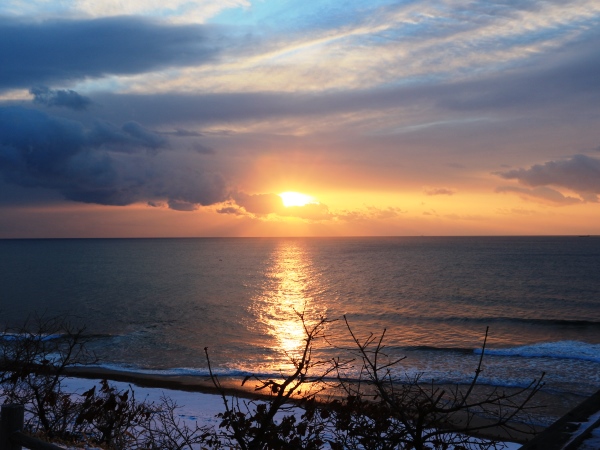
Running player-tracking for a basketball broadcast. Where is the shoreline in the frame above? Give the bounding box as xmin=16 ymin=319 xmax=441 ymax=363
xmin=64 ymin=366 xmax=261 ymax=399
xmin=63 ymin=366 xmax=586 ymax=444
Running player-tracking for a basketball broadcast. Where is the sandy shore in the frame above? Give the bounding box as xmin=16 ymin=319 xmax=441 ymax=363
xmin=63 ymin=365 xmax=587 ymax=444
xmin=64 ymin=366 xmax=259 ymax=398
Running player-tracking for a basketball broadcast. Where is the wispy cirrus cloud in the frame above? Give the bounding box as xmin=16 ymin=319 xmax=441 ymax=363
xmin=83 ymin=23 xmax=600 ymax=133
xmin=98 ymin=0 xmax=600 ymax=95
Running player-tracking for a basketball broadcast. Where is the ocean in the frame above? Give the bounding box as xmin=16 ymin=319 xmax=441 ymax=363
xmin=1 ymin=236 xmax=599 ymax=424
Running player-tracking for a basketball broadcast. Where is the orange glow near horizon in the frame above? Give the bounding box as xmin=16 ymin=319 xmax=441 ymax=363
xmin=2 ymin=187 xmax=599 ymax=239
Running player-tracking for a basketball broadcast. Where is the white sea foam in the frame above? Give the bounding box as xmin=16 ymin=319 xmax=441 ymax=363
xmin=476 ymin=341 xmax=600 ymax=363
xmin=0 ymin=332 xmax=64 ymax=341
xmin=90 ymin=362 xmax=269 ymax=379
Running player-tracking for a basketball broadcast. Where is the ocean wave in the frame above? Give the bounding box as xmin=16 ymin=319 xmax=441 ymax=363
xmin=399 ymin=345 xmax=475 ymax=354
xmin=354 ymin=313 xmax=600 ymax=328
xmin=475 ymin=341 xmax=600 ymax=363
xmin=0 ymin=332 xmax=117 ymax=341
xmin=84 ymin=362 xmax=557 ymax=395
xmin=418 ymin=316 xmax=600 ymax=327
xmin=88 ymin=362 xmax=272 ymax=379
xmin=0 ymin=332 xmax=64 ymax=341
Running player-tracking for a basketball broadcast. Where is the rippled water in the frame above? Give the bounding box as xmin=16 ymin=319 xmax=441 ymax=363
xmin=1 ymin=236 xmax=599 ymax=402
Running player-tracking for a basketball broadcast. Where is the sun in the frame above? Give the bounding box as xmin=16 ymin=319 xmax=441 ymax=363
xmin=278 ymin=191 xmax=317 ymax=207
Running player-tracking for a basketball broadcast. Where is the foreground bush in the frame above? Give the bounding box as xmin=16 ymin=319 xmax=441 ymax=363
xmin=205 ymin=313 xmax=544 ymax=450
xmin=0 ymin=316 xmax=208 ymax=449
xmin=1 ymin=314 xmax=544 ymax=449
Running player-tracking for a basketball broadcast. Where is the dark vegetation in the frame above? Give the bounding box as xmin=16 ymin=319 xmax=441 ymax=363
xmin=0 ymin=314 xmax=545 ymax=449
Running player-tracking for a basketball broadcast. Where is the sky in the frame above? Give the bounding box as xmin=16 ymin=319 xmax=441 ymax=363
xmin=0 ymin=0 xmax=599 ymax=237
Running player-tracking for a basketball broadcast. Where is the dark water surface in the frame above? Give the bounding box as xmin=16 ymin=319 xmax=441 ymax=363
xmin=1 ymin=237 xmax=599 ymax=412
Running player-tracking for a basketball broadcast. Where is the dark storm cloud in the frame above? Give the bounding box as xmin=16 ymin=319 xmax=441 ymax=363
xmin=498 ymin=155 xmax=600 ymax=197
xmin=0 ymin=16 xmax=219 ymax=90
xmin=121 ymin=121 xmax=167 ymax=150
xmin=0 ymin=106 xmax=227 ymax=208
xmin=84 ymin=120 xmax=167 ymax=151
xmin=167 ymin=199 xmax=198 ymax=211
xmin=160 ymin=129 xmax=204 ymax=137
xmin=30 ymin=86 xmax=92 ymax=110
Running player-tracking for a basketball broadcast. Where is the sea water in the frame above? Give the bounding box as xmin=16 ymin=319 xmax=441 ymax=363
xmin=1 ymin=237 xmax=599 ymax=418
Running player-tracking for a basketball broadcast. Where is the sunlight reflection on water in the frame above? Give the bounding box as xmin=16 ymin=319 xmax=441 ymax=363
xmin=249 ymin=240 xmax=327 ymax=369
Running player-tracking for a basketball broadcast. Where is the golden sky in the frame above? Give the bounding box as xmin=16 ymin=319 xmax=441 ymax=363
xmin=0 ymin=1 xmax=599 ymax=236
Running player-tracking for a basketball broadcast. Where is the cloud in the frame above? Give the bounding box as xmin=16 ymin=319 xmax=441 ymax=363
xmin=191 ymin=143 xmax=215 ymax=155
xmin=362 ymin=206 xmax=404 ymax=220
xmin=216 ymin=205 xmax=244 ymax=215
xmin=442 ymin=213 xmax=485 ymax=221
xmin=160 ymin=128 xmax=203 ymax=137
xmin=432 ymin=31 xmax=600 ymax=115
xmin=0 ymin=16 xmax=220 ymax=90
xmin=0 ymin=106 xmax=227 ymax=209
xmin=88 ymin=26 xmax=600 ymax=130
xmin=495 ymin=186 xmax=583 ymax=205
xmin=216 ymin=193 xmax=407 ymax=222
xmin=85 ymin=120 xmax=166 ymax=152
xmin=232 ymin=192 xmax=284 ymax=215
xmin=336 ymin=206 xmax=404 ymax=222
xmin=225 ymin=192 xmax=333 ymax=220
xmin=30 ymin=86 xmax=92 ymax=110
xmin=121 ymin=121 xmax=167 ymax=150
xmin=0 ymin=0 xmax=250 ymax=23
xmin=498 ymin=154 xmax=600 ymax=197
xmin=167 ymin=199 xmax=198 ymax=211
xmin=497 ymin=208 xmax=538 ymax=216
xmin=425 ymin=187 xmax=455 ymax=196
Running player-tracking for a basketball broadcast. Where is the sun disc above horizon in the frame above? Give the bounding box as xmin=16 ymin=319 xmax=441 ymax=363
xmin=278 ymin=191 xmax=318 ymax=207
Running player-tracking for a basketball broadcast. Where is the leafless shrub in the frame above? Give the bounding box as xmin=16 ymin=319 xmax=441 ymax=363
xmin=205 ymin=313 xmax=337 ymax=450
xmin=324 ymin=316 xmax=546 ymax=450
xmin=0 ymin=316 xmax=208 ymax=449
xmin=0 ymin=315 xmax=98 ymax=438
xmin=205 ymin=314 xmax=545 ymax=450
xmin=140 ymin=394 xmax=211 ymax=449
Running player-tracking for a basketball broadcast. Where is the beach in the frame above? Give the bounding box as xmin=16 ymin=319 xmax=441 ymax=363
xmin=62 ymin=365 xmax=583 ymax=445
xmin=56 ymin=372 xmax=525 ymax=449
